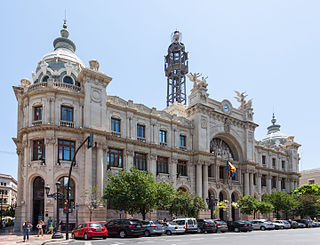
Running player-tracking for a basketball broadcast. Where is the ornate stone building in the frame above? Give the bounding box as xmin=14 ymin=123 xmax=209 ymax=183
xmin=12 ymin=23 xmax=300 ymax=230
xmin=0 ymin=174 xmax=17 ymax=210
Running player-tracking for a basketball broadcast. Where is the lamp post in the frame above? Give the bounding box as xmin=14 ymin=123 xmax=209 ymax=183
xmin=206 ymin=196 xmax=219 ymax=219
xmin=45 ymin=182 xmax=64 ymax=239
xmin=0 ymin=190 xmax=3 ymax=229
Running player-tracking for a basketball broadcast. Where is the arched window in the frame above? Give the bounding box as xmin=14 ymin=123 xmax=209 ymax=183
xmin=42 ymin=75 xmax=49 ymax=82
xmin=178 ymin=186 xmax=188 ymax=192
xmin=58 ymin=176 xmax=75 ymax=208
xmin=63 ymin=76 xmax=73 ymax=85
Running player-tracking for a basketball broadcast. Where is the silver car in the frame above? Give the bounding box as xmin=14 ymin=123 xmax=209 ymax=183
xmin=141 ymin=221 xmax=164 ymax=236
xmin=251 ymin=220 xmax=275 ymax=230
xmin=273 ymin=220 xmax=291 ymax=229
xmin=163 ymin=222 xmax=186 ymax=235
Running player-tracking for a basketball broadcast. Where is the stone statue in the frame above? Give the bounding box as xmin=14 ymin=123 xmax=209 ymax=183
xmin=187 ymin=72 xmax=208 ymax=89
xmin=234 ymin=91 xmax=252 ymax=111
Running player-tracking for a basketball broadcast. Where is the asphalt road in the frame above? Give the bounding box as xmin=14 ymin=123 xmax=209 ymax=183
xmin=46 ymin=228 xmax=320 ymax=245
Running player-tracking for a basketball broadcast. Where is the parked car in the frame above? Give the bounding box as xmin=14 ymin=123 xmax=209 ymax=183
xmin=196 ymin=219 xmax=217 ymax=233
xmin=163 ymin=221 xmax=186 ymax=235
xmin=227 ymin=221 xmax=253 ymax=232
xmin=141 ymin=220 xmax=164 ymax=236
xmin=297 ymin=222 xmax=307 ymax=228
xmin=273 ymin=220 xmax=291 ymax=229
xmin=311 ymin=221 xmax=319 ymax=227
xmin=294 ymin=219 xmax=312 ymax=228
xmin=251 ymin=219 xmax=275 ymax=230
xmin=213 ymin=220 xmax=228 ymax=233
xmin=288 ymin=220 xmax=299 ymax=229
xmin=173 ymin=218 xmax=197 ymax=233
xmin=72 ymin=222 xmax=108 ymax=240
xmin=105 ymin=219 xmax=144 ymax=238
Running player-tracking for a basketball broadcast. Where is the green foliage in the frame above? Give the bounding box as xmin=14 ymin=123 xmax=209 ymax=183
xmin=257 ymin=201 xmax=274 ymax=215
xmin=1 ymin=205 xmax=16 ymax=217
xmin=292 ymin=184 xmax=320 ymax=196
xmin=168 ymin=190 xmax=205 ymax=218
xmin=104 ymin=168 xmax=174 ymax=220
xmin=262 ymin=192 xmax=298 ymax=219
xmin=295 ymin=194 xmax=320 ymax=219
xmin=237 ymin=195 xmax=260 ymax=217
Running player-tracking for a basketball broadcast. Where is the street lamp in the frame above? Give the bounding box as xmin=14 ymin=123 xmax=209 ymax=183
xmin=0 ymin=190 xmax=3 ymax=229
xmin=206 ymin=196 xmax=219 ymax=219
xmin=45 ymin=181 xmax=64 ymax=239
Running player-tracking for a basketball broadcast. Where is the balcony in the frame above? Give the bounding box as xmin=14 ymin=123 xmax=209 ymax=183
xmin=32 ymin=120 xmax=42 ymax=126
xmin=137 ymin=137 xmax=146 ymax=142
xmin=160 ymin=142 xmax=167 ymax=147
xmin=111 ymin=131 xmax=121 ymax=137
xmin=27 ymin=81 xmax=82 ymax=93
xmin=179 ymin=146 xmax=187 ymax=151
xmin=60 ymin=120 xmax=74 ymax=128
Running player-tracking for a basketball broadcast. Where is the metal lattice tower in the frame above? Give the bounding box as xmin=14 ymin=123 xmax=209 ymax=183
xmin=165 ymin=31 xmax=188 ymax=106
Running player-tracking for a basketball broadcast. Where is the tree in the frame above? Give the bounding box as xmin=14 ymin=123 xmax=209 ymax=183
xmin=292 ymin=184 xmax=320 ymax=196
xmin=237 ymin=195 xmax=260 ymax=218
xmin=104 ymin=168 xmax=174 ymax=220
xmin=295 ymin=194 xmax=320 ymax=219
xmin=262 ymin=192 xmax=298 ymax=219
xmin=257 ymin=202 xmax=274 ymax=216
xmin=81 ymin=186 xmax=105 ymax=221
xmin=168 ymin=190 xmax=205 ymax=218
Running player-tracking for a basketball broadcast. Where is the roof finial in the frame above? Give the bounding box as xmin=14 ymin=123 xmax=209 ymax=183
xmin=60 ymin=11 xmax=69 ymax=39
xmin=271 ymin=113 xmax=276 ymax=125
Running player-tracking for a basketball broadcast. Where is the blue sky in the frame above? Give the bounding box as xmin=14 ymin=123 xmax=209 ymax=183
xmin=1 ymin=0 xmax=319 ymax=179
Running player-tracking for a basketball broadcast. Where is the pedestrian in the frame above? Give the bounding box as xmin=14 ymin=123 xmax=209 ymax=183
xmin=37 ymin=220 xmax=44 ymax=237
xmin=22 ymin=220 xmax=32 ymax=242
xmin=58 ymin=220 xmax=63 ymax=231
xmin=46 ymin=217 xmax=52 ymax=233
xmin=48 ymin=221 xmax=54 ymax=234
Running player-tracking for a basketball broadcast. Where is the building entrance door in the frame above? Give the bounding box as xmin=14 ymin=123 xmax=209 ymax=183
xmin=33 ymin=176 xmax=44 ymax=228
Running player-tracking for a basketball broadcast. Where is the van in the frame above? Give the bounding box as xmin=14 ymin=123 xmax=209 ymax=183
xmin=173 ymin=218 xmax=197 ymax=233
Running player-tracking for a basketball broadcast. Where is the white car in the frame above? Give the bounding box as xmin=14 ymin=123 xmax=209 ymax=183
xmin=273 ymin=220 xmax=291 ymax=229
xmin=163 ymin=222 xmax=186 ymax=235
xmin=173 ymin=218 xmax=197 ymax=233
xmin=251 ymin=219 xmax=275 ymax=230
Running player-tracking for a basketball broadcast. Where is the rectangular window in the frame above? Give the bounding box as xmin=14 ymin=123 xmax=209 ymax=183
xmin=262 ymin=155 xmax=266 ymax=165
xmin=157 ymin=157 xmax=168 ymax=174
xmin=208 ymin=165 xmax=212 ymax=177
xmin=177 ymin=160 xmax=187 ymax=177
xmin=219 ymin=166 xmax=225 ymax=180
xmin=281 ymin=160 xmax=285 ymax=169
xmin=272 ymin=158 xmax=276 ymax=168
xmin=33 ymin=106 xmax=42 ymax=121
xmin=253 ymin=174 xmax=256 ymax=185
xmin=107 ymin=148 xmax=123 ymax=168
xmin=159 ymin=130 xmax=167 ymax=143
xmin=281 ymin=178 xmax=286 ymax=190
xmin=179 ymin=135 xmax=186 ymax=147
xmin=33 ymin=139 xmax=45 ymax=161
xmin=134 ymin=152 xmax=147 ymax=171
xmin=111 ymin=118 xmax=121 ymax=132
xmin=272 ymin=176 xmax=277 ymax=189
xmin=261 ymin=175 xmax=266 ymax=187
xmin=61 ymin=106 xmax=73 ymax=122
xmin=137 ymin=124 xmax=145 ymax=138
xmin=58 ymin=139 xmax=75 ymax=161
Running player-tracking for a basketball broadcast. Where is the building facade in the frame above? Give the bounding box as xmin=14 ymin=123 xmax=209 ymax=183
xmin=12 ymin=23 xmax=300 ymax=230
xmin=300 ymin=169 xmax=320 ymax=185
xmin=0 ymin=174 xmax=17 ymax=210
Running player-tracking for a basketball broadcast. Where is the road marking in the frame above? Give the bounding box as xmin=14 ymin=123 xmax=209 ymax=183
xmin=190 ymin=237 xmax=205 ymax=240
xmin=84 ymin=242 xmax=92 ymax=245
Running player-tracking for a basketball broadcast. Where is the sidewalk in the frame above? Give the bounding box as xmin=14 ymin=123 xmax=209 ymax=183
xmin=0 ymin=233 xmax=70 ymax=245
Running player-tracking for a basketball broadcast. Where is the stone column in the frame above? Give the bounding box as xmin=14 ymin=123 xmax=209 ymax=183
xmin=202 ymin=164 xmax=208 ymax=200
xmin=170 ymin=159 xmax=177 ymax=186
xmin=257 ymin=173 xmax=262 ymax=197
xmin=244 ymin=171 xmax=249 ymax=196
xmin=96 ymin=146 xmax=104 ymax=196
xmin=290 ymin=179 xmax=294 ymax=191
xmin=277 ymin=177 xmax=281 ymax=192
xmin=150 ymin=154 xmax=157 ymax=177
xmin=267 ymin=175 xmax=272 ymax=193
xmin=249 ymin=173 xmax=253 ymax=195
xmin=126 ymin=149 xmax=134 ymax=170
xmin=196 ymin=163 xmax=202 ymax=198
xmin=85 ymin=147 xmax=93 ymax=191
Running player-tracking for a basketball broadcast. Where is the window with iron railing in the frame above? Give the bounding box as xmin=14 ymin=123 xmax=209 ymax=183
xmin=159 ymin=130 xmax=167 ymax=144
xmin=137 ymin=124 xmax=145 ymax=138
xmin=111 ymin=118 xmax=121 ymax=133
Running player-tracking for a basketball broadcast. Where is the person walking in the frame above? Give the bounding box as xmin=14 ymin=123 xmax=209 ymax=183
xmin=48 ymin=220 xmax=54 ymax=234
xmin=22 ymin=220 xmax=32 ymax=242
xmin=37 ymin=220 xmax=44 ymax=237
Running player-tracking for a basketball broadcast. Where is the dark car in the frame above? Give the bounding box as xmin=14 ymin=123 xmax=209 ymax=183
xmin=227 ymin=221 xmax=253 ymax=232
xmin=288 ymin=220 xmax=299 ymax=229
xmin=72 ymin=222 xmax=108 ymax=240
xmin=294 ymin=219 xmax=312 ymax=228
xmin=213 ymin=220 xmax=228 ymax=233
xmin=105 ymin=219 xmax=144 ymax=238
xmin=196 ymin=219 xmax=217 ymax=233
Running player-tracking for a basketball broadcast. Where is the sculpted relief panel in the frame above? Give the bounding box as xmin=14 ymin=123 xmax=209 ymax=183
xmin=210 ymin=138 xmax=234 ymax=161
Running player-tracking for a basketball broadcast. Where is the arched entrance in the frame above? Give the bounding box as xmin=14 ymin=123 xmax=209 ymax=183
xmin=219 ymin=191 xmax=226 ymax=220
xmin=231 ymin=192 xmax=240 ymax=221
xmin=32 ymin=176 xmax=45 ymax=228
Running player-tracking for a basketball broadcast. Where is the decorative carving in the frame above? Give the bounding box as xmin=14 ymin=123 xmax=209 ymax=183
xmin=248 ymin=131 xmax=253 ymax=143
xmin=224 ymin=118 xmax=231 ymax=133
xmin=201 ymin=116 xmax=207 ymax=129
xmin=187 ymin=73 xmax=208 ymax=89
xmin=210 ymin=138 xmax=234 ymax=161
xmin=46 ymin=138 xmax=56 ymax=145
xmin=91 ymin=88 xmax=102 ymax=103
xmin=89 ymin=60 xmax=100 ymax=71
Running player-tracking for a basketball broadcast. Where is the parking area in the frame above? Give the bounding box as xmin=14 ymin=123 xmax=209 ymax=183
xmin=43 ymin=228 xmax=320 ymax=245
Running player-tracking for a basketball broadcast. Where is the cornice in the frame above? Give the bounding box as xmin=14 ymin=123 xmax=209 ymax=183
xmin=77 ymin=67 xmax=112 ymax=86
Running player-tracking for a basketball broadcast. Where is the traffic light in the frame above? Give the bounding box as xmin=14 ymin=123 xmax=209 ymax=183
xmin=88 ymin=133 xmax=94 ymax=149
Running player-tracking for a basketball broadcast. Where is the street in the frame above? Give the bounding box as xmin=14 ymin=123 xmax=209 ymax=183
xmin=44 ymin=228 xmax=320 ymax=245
